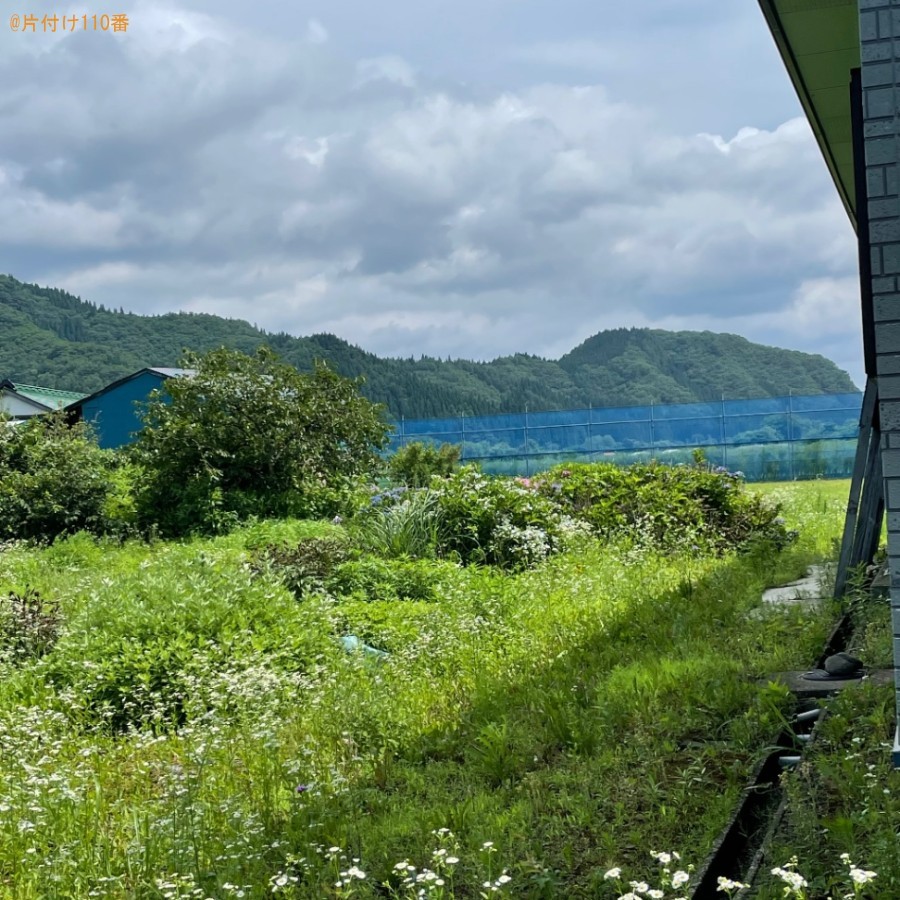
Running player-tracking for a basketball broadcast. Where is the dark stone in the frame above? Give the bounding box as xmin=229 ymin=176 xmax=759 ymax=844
xmin=824 ymin=652 xmax=863 ymax=677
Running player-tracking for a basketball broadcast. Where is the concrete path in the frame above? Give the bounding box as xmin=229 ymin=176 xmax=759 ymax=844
xmin=761 ymin=564 xmax=829 ymax=608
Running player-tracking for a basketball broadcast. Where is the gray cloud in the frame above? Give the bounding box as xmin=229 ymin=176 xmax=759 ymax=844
xmin=0 ymin=0 xmax=863 ymax=387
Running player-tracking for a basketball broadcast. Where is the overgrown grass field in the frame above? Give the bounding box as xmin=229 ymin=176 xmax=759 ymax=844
xmin=0 ymin=478 xmax=891 ymax=899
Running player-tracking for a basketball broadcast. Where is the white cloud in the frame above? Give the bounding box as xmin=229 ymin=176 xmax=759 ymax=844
xmin=306 ymin=18 xmax=329 ymax=44
xmin=777 ymin=277 xmax=861 ymax=338
xmin=0 ymin=190 xmax=123 ymax=248
xmin=355 ymin=56 xmax=416 ymax=88
xmin=59 ymin=261 xmax=145 ymax=292
xmin=0 ymin=0 xmax=860 ymax=386
xmin=128 ymin=3 xmax=233 ymax=56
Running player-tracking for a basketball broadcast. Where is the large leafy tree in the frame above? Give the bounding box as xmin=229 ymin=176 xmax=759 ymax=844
xmin=132 ymin=347 xmax=390 ymax=535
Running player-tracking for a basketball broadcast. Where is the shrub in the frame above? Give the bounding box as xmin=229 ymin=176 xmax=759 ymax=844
xmin=101 ymin=459 xmax=140 ymax=538
xmin=534 ymin=461 xmax=793 ymax=553
xmin=388 ymin=441 xmax=462 ymax=487
xmin=250 ymin=536 xmax=353 ymax=598
xmin=0 ymin=412 xmax=114 ymax=542
xmin=328 ymin=555 xmax=452 ymax=602
xmin=0 ymin=587 xmax=60 ymax=663
xmin=131 ymin=347 xmax=391 ymax=536
xmin=429 ymin=466 xmax=571 ymax=568
xmin=252 ymin=534 xmax=452 ymax=603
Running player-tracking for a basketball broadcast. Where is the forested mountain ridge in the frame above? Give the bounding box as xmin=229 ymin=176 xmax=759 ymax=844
xmin=1 ymin=274 xmax=858 ymax=418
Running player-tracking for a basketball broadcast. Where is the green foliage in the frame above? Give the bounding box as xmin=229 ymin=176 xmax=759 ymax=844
xmin=353 ymin=488 xmax=444 ymax=559
xmin=253 ymin=532 xmax=453 ymax=603
xmin=0 ymin=587 xmax=60 ymax=663
xmin=36 ymin=543 xmax=335 ymax=731
xmin=1 ymin=274 xmax=857 ymax=418
xmin=429 ymin=466 xmax=573 ymax=568
xmin=329 ymin=555 xmax=453 ymax=603
xmin=0 ymin=412 xmax=114 ymax=541
xmin=0 ymin=481 xmax=851 ymax=897
xmin=765 ymin=681 xmax=900 ymax=900
xmin=388 ymin=442 xmax=462 ymax=487
xmin=100 ymin=459 xmax=141 ymax=538
xmin=250 ymin=535 xmax=353 ymax=598
xmin=535 ymin=461 xmax=794 ymax=553
xmin=131 ymin=346 xmax=391 ymax=536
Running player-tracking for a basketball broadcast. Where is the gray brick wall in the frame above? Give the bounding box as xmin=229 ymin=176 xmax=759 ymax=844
xmin=860 ymin=0 xmax=900 ymax=766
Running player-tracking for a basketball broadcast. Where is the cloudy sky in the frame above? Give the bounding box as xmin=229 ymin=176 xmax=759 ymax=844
xmin=0 ymin=0 xmax=864 ymax=386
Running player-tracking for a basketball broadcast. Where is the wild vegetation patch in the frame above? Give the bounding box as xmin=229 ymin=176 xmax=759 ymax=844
xmin=130 ymin=347 xmax=390 ymax=537
xmin=0 ymin=358 xmax=864 ymax=899
xmin=752 ymin=587 xmax=898 ymax=900
xmin=0 ymin=480 xmax=849 ymax=898
xmin=533 ymin=458 xmax=796 ymax=554
xmin=388 ymin=441 xmax=462 ymax=488
xmin=0 ymin=413 xmax=114 ymax=542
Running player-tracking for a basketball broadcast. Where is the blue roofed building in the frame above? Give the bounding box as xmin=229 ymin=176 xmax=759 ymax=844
xmin=66 ymin=367 xmax=194 ymax=449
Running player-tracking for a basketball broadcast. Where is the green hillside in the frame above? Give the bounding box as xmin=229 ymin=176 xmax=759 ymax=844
xmin=0 ymin=274 xmax=858 ymax=418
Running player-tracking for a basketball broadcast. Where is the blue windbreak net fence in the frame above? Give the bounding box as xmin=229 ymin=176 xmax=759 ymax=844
xmin=385 ymin=392 xmax=863 ymax=481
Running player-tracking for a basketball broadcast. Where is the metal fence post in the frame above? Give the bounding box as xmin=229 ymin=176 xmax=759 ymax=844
xmin=788 ymin=390 xmax=795 ymax=480
xmin=721 ymin=394 xmax=727 ymax=470
xmin=589 ymin=403 xmax=594 ymax=458
xmin=524 ymin=404 xmax=530 ymax=477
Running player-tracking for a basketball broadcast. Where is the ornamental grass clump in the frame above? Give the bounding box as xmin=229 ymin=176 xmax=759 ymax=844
xmin=353 ymin=488 xmax=444 ymax=559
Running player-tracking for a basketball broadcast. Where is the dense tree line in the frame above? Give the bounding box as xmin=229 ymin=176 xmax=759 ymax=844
xmin=0 ymin=273 xmax=858 ymax=418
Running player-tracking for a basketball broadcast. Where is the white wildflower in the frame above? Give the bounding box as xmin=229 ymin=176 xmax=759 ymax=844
xmin=771 ymin=866 xmax=807 ymax=893
xmin=849 ymin=867 xmax=876 ymax=886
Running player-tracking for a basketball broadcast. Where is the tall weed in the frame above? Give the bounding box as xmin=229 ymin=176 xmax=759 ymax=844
xmin=354 ymin=489 xmax=444 ymax=559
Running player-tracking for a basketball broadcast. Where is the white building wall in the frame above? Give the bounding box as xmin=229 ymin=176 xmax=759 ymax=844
xmin=0 ymin=390 xmax=47 ymax=418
